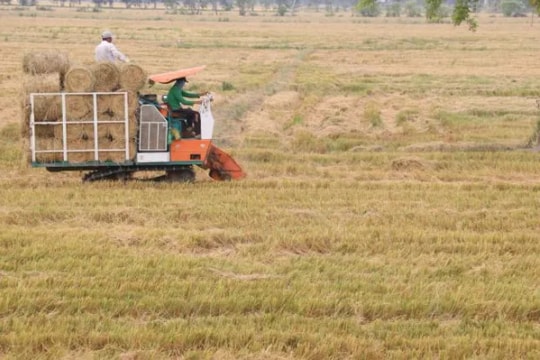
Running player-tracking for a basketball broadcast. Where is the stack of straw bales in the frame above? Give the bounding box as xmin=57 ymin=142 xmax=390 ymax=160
xmin=21 ymin=50 xmax=70 ymax=163
xmin=64 ymin=62 xmax=147 ymax=93
xmin=23 ymin=54 xmax=147 ymax=164
xmin=50 ymin=92 xmax=139 ymax=163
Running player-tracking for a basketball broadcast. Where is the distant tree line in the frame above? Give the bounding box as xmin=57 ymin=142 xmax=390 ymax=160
xmin=357 ymin=0 xmax=540 ymax=30
xmin=14 ymin=0 xmax=360 ymax=13
xmin=11 ymin=0 xmax=540 ymax=23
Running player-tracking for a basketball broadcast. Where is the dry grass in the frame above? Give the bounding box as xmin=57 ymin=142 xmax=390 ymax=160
xmin=0 ymin=6 xmax=539 ymax=359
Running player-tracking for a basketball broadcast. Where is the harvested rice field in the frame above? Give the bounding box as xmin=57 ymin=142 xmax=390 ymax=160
xmin=0 ymin=4 xmax=539 ymax=359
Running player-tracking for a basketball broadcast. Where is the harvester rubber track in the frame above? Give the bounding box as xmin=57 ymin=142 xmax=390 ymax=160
xmin=81 ymin=166 xmax=196 ymax=183
xmin=82 ymin=168 xmax=135 ymax=182
xmin=152 ymin=168 xmax=196 ymax=183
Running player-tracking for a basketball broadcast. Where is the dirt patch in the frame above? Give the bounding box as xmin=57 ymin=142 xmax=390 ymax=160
xmin=391 ymin=156 xmax=431 ymax=171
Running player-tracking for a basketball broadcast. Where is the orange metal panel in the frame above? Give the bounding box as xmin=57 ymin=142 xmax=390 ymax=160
xmin=170 ymin=139 xmax=211 ymax=162
xmin=205 ymin=143 xmax=246 ymax=180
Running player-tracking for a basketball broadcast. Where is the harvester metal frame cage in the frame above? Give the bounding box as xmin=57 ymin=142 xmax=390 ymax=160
xmin=30 ymin=91 xmax=132 ymax=165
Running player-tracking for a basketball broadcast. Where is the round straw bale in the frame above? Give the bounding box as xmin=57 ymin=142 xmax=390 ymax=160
xmin=98 ymin=124 xmax=126 ymax=152
xmin=97 ymin=92 xmax=127 ymax=120
xmin=127 ymin=91 xmax=140 ymax=115
xmin=98 ymin=124 xmax=123 ymax=141
xmin=96 ymin=94 xmax=113 ymax=115
xmin=67 ymin=152 xmax=95 ymax=163
xmin=118 ymin=64 xmax=147 ymax=92
xmin=35 ymin=150 xmax=64 ymax=163
xmin=31 ymin=95 xmax=62 ymax=122
xmin=95 ymin=123 xmax=131 ymax=162
xmin=101 ymin=151 xmax=129 ymax=163
xmin=65 ymin=94 xmax=93 ymax=121
xmin=130 ymin=142 xmax=136 ymax=160
xmin=33 ymin=124 xmax=59 ymax=163
xmin=91 ymin=62 xmax=120 ymax=92
xmin=22 ymin=50 xmax=70 ymax=76
xmin=65 ymin=66 xmax=95 ymax=92
xmin=34 ymin=132 xmax=64 ymax=163
xmin=98 ymin=90 xmax=140 ymax=119
xmin=57 ymin=124 xmax=96 ymax=164
xmin=58 ymin=123 xmax=95 ymax=147
xmin=101 ymin=114 xmax=137 ymax=161
xmin=21 ymin=76 xmax=62 ymax=123
xmin=128 ymin=113 xmax=138 ymax=139
xmin=114 ymin=89 xmax=141 ymax=117
xmin=35 ymin=123 xmax=57 ymax=139
xmin=22 ymin=73 xmax=62 ymax=95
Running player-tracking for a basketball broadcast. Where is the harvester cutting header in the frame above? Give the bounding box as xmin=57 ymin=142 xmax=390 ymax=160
xmin=24 ymin=56 xmax=246 ymax=182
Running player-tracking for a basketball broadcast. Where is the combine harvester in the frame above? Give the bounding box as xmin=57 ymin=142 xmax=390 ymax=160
xmin=28 ymin=66 xmax=246 ymax=182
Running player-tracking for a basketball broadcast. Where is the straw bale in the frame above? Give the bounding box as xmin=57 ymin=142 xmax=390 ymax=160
xmin=97 ymin=91 xmax=139 ymax=121
xmin=118 ymin=64 xmax=147 ymax=92
xmin=55 ymin=123 xmax=95 ymax=149
xmin=99 ymin=116 xmax=137 ymax=160
xmin=20 ymin=75 xmax=61 ymax=143
xmin=98 ymin=124 xmax=125 ymax=144
xmin=22 ymin=50 xmax=70 ymax=77
xmin=112 ymin=113 xmax=137 ymax=160
xmin=52 ymin=124 xmax=94 ymax=163
xmin=51 ymin=122 xmax=136 ymax=163
xmin=126 ymin=90 xmax=140 ymax=116
xmin=91 ymin=62 xmax=120 ymax=92
xmin=35 ymin=123 xmax=57 ymax=138
xmin=67 ymin=152 xmax=95 ymax=163
xmin=21 ymin=74 xmax=62 ymax=125
xmin=31 ymin=95 xmax=62 ymax=123
xmin=96 ymin=93 xmax=127 ymax=120
xmin=65 ymin=66 xmax=95 ymax=92
xmin=96 ymin=94 xmax=113 ymax=115
xmin=65 ymin=94 xmax=93 ymax=121
xmin=34 ymin=148 xmax=64 ymax=163
xmin=33 ymin=126 xmax=64 ymax=163
xmin=128 ymin=113 xmax=138 ymax=139
xmin=98 ymin=113 xmax=137 ymax=161
xmin=97 ymin=124 xmax=130 ymax=162
xmin=22 ymin=73 xmax=62 ymax=95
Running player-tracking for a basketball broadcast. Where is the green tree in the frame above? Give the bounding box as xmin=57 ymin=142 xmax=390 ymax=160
xmin=236 ymin=0 xmax=247 ymax=15
xmin=356 ymin=0 xmax=380 ymax=16
xmin=531 ymin=0 xmax=540 ymax=13
xmin=425 ymin=0 xmax=442 ymax=22
xmin=451 ymin=0 xmax=478 ymax=31
xmin=358 ymin=0 xmax=480 ymax=30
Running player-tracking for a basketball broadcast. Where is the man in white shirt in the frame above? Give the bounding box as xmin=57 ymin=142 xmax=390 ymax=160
xmin=95 ymin=30 xmax=130 ymax=63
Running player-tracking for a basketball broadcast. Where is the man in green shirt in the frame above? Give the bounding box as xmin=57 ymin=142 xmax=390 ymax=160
xmin=166 ymin=77 xmax=206 ymax=138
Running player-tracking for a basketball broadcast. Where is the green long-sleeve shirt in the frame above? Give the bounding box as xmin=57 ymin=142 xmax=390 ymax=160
xmin=166 ymin=85 xmax=200 ymax=110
